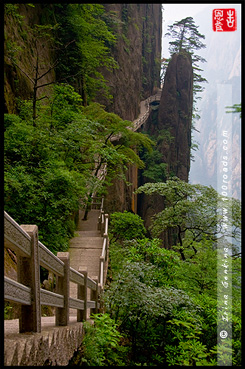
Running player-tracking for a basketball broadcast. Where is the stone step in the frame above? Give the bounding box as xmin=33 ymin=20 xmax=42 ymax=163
xmin=77 ymin=209 xmax=101 ymax=232
xmin=74 ymin=230 xmax=101 ymax=237
xmin=69 ymin=237 xmax=103 ymax=249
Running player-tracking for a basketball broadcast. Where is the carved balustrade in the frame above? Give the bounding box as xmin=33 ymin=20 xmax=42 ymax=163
xmin=4 ymin=211 xmax=101 ymax=333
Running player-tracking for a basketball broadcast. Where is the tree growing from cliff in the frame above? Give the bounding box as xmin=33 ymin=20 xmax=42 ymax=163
xmin=226 ymin=103 xmax=242 ymax=118
xmin=136 ymin=177 xmax=241 ymax=261
xmin=165 ymin=17 xmax=207 ymax=98
xmin=165 ymin=17 xmax=206 ymax=59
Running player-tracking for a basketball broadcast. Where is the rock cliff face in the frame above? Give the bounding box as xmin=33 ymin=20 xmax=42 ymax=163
xmin=99 ymin=3 xmax=162 ymax=120
xmin=4 ymin=3 xmax=162 ymax=214
xmin=4 ymin=4 xmax=55 ymax=114
xmin=138 ymin=51 xmax=193 ymax=246
xmin=100 ymin=4 xmax=162 ymax=213
xmin=158 ymin=51 xmax=193 ymax=180
xmin=4 ymin=5 xmax=193 ymax=246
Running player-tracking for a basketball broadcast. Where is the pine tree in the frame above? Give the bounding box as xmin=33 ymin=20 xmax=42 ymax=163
xmin=165 ymin=17 xmax=208 ymax=154
xmin=165 ymin=16 xmax=207 ymax=98
xmin=165 ymin=16 xmax=206 ymax=57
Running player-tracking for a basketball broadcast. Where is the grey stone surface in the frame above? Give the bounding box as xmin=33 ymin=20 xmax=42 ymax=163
xmin=4 ymin=317 xmax=85 ymax=366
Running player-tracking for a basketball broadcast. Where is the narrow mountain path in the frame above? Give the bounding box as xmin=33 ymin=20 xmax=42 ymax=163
xmin=69 ymin=209 xmax=103 ymax=316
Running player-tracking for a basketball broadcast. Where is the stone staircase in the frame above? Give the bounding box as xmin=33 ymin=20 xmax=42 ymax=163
xmin=4 ymin=208 xmax=105 ymax=365
xmin=69 ymin=209 xmax=103 ymax=317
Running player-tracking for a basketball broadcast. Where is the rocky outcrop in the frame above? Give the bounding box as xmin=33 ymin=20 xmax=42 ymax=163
xmin=138 ymin=51 xmax=193 ymax=246
xmin=99 ymin=4 xmax=162 ymax=120
xmin=154 ymin=51 xmax=193 ymax=181
xmin=4 ymin=3 xmax=162 ymax=214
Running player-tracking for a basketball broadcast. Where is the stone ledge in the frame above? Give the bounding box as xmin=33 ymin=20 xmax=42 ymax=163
xmin=4 ymin=317 xmax=85 ymax=366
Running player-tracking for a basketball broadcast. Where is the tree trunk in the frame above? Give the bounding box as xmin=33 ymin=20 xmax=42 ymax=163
xmin=177 ymin=225 xmax=185 ymax=261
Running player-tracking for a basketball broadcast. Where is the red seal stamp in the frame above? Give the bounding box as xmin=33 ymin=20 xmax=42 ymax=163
xmin=213 ymin=9 xmax=237 ymax=32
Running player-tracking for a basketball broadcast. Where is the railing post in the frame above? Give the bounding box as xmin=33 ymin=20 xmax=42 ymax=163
xmin=101 ymin=196 xmax=104 ymax=210
xmin=103 ymin=234 xmax=108 ymax=262
xmin=18 ymin=225 xmax=41 ymax=333
xmin=90 ymin=277 xmax=98 ymax=315
xmin=56 ymin=252 xmax=70 ymax=326
xmin=77 ymin=267 xmax=87 ymax=322
xmin=105 ymin=214 xmax=109 ymax=234
xmin=98 ymin=212 xmax=101 ymax=231
xmin=100 ymin=211 xmax=105 ymax=236
xmin=106 ymin=235 xmax=109 ymax=262
xmin=99 ymin=256 xmax=104 ymax=287
xmin=98 ymin=284 xmax=104 ymax=313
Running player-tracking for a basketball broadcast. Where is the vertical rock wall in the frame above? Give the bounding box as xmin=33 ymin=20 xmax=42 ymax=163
xmin=101 ymin=4 xmax=162 ymax=214
xmin=138 ymin=51 xmax=193 ymax=247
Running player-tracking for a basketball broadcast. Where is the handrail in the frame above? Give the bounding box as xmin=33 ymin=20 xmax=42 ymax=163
xmin=4 ymin=211 xmax=101 ymax=333
xmin=97 ymin=197 xmax=109 ymax=288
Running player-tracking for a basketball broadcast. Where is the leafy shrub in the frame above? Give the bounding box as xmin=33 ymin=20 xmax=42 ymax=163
xmin=104 ymin=260 xmax=199 ymax=364
xmin=70 ymin=313 xmax=127 ymax=366
xmin=109 ymin=211 xmax=146 ymax=241
xmin=105 ymin=236 xmax=241 ymax=365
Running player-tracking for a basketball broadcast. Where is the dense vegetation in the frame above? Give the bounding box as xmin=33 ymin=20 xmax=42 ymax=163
xmin=4 ymin=3 xmax=153 ymax=253
xmin=4 ymin=4 xmax=241 ymax=366
xmin=71 ymin=205 xmax=241 ymax=366
xmin=4 ymin=83 xmax=153 ymax=253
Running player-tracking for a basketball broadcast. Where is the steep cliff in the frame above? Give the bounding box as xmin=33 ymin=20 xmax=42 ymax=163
xmin=4 ymin=4 xmax=55 ymax=114
xmin=99 ymin=4 xmax=162 ymax=213
xmin=138 ymin=51 xmax=193 ymax=246
xmin=158 ymin=51 xmax=193 ymax=180
xmin=99 ymin=3 xmax=162 ymax=120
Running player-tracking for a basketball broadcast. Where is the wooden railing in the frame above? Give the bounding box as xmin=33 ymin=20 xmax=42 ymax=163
xmin=4 ymin=211 xmax=102 ymax=333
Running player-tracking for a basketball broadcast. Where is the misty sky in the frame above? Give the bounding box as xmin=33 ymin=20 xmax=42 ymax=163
xmin=161 ymin=3 xmax=241 ymax=58
xmin=161 ymin=3 xmax=241 ymax=199
xmin=162 ymin=3 xmax=209 ymax=57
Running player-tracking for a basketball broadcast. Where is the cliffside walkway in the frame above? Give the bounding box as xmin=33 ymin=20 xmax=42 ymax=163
xmin=4 ymin=90 xmax=161 ymax=366
xmin=111 ymin=88 xmax=162 ymax=141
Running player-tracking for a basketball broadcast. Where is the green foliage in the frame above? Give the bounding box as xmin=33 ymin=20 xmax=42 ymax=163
xmin=53 ymin=3 xmax=118 ymax=105
xmin=4 ymin=82 xmax=153 ymax=253
xmin=165 ymin=16 xmax=206 ymax=59
xmin=226 ymin=103 xmax=242 ymax=118
xmin=140 ymin=129 xmax=173 ymax=182
xmin=4 ymin=4 xmax=24 ymax=23
xmin=136 ymin=177 xmax=241 ymax=260
xmin=4 ymin=302 xmax=13 ymax=320
xmin=165 ymin=338 xmax=216 ymax=366
xmin=109 ymin=211 xmax=146 ymax=241
xmin=104 ymin=235 xmax=241 ymax=365
xmin=104 ymin=259 xmax=197 ymax=364
xmin=70 ymin=313 xmax=127 ymax=366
